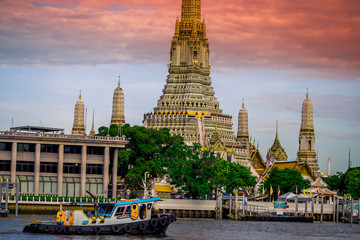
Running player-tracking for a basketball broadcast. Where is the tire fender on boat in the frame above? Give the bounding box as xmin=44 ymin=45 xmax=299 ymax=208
xmin=171 ymin=214 xmax=176 ymax=222
xmin=94 ymin=227 xmax=101 ymax=234
xmin=139 ymin=222 xmax=146 ymax=231
xmin=112 ymin=225 xmax=120 ymax=233
xmin=166 ymin=216 xmax=171 ymax=224
xmin=44 ymin=225 xmax=51 ymax=232
xmin=56 ymin=226 xmax=63 ymax=233
xmin=124 ymin=224 xmax=131 ymax=233
xmin=76 ymin=227 xmax=83 ymax=234
xmin=160 ymin=217 xmax=166 ymax=226
xmin=63 ymin=227 xmax=70 ymax=234
xmin=151 ymin=218 xmax=158 ymax=227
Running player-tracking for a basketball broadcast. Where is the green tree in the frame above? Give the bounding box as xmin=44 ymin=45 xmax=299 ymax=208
xmin=118 ymin=124 xmax=183 ymax=191
xmin=214 ymin=159 xmax=256 ymax=194
xmin=343 ymin=167 xmax=360 ymax=199
xmin=323 ymin=172 xmax=343 ymax=193
xmin=263 ymin=168 xmax=311 ymax=198
xmin=161 ymin=143 xmax=217 ymax=198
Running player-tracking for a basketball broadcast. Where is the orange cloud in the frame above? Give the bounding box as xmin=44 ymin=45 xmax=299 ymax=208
xmin=0 ymin=0 xmax=359 ymax=80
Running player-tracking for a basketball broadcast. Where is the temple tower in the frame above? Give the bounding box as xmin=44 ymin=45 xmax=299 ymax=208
xmin=266 ymin=121 xmax=288 ymax=167
xmin=237 ymin=99 xmax=249 ymax=144
xmin=72 ymin=91 xmax=85 ymax=135
xmin=143 ymin=0 xmax=236 ymax=146
xmin=89 ymin=110 xmax=96 ymax=136
xmin=111 ymin=76 xmax=125 ymax=126
xmin=297 ymin=90 xmax=319 ymax=175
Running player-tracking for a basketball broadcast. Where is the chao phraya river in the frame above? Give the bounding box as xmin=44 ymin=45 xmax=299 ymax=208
xmin=0 ymin=215 xmax=359 ymax=240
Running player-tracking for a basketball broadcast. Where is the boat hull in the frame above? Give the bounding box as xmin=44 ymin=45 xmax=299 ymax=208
xmin=23 ymin=214 xmax=175 ymax=235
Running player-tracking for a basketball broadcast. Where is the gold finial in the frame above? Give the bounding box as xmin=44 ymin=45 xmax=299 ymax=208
xmin=242 ymin=99 xmax=245 ymax=108
xmin=118 ymin=76 xmax=121 ymax=87
xmin=202 ymin=19 xmax=207 ymax=38
xmin=90 ymin=110 xmax=95 ymax=136
xmin=17 ymin=178 xmax=19 ymax=183
xmin=0 ymin=178 xmax=2 ymax=182
xmin=6 ymin=178 xmax=8 ymax=182
xmin=175 ymin=17 xmax=180 ymax=37
xmin=306 ymin=88 xmax=309 ymax=99
xmin=79 ymin=90 xmax=82 ymax=100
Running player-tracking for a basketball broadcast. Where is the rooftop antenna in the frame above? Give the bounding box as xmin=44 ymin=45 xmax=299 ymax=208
xmin=348 ymin=148 xmax=351 ymax=170
xmin=39 ymin=120 xmax=43 ymax=127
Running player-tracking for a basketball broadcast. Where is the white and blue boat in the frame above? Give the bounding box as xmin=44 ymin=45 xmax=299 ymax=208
xmin=23 ymin=197 xmax=176 ymax=235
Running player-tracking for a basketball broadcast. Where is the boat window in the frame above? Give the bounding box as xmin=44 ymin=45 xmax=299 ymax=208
xmin=115 ymin=206 xmax=125 ymax=216
xmin=124 ymin=206 xmax=130 ymax=215
xmin=147 ymin=203 xmax=152 ymax=210
xmin=140 ymin=204 xmax=147 ymax=220
xmin=98 ymin=205 xmax=114 ymax=215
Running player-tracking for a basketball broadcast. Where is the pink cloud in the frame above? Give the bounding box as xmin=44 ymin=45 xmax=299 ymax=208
xmin=0 ymin=0 xmax=359 ymax=80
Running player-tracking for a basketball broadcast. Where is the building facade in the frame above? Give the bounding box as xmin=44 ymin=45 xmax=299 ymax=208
xmin=0 ymin=128 xmax=126 ymax=198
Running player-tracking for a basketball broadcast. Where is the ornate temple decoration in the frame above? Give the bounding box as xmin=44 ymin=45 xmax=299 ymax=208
xmin=297 ymin=90 xmax=320 ymax=176
xmin=89 ymin=110 xmax=96 ymax=136
xmin=72 ymin=91 xmax=85 ymax=135
xmin=143 ymin=0 xmax=236 ymax=147
xmin=266 ymin=121 xmax=288 ymax=167
xmin=111 ymin=76 xmax=125 ymax=126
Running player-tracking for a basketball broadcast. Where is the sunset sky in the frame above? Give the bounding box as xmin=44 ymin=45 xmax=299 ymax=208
xmin=0 ymin=0 xmax=359 ymax=174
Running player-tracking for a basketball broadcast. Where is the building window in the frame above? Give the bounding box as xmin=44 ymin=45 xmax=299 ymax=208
xmin=64 ymin=145 xmax=82 ymax=154
xmin=87 ymin=146 xmax=104 ymax=155
xmin=41 ymin=144 xmax=59 ymax=153
xmin=0 ymin=160 xmax=11 ymax=171
xmin=86 ymin=164 xmax=103 ymax=175
xmin=16 ymin=161 xmax=35 ymax=172
xmin=63 ymin=163 xmax=81 ymax=174
xmin=40 ymin=162 xmax=58 ymax=173
xmin=18 ymin=143 xmax=35 ymax=152
xmin=39 ymin=176 xmax=57 ymax=194
xmin=0 ymin=142 xmax=11 ymax=151
xmin=85 ymin=178 xmax=103 ymax=195
xmin=17 ymin=175 xmax=34 ymax=194
xmin=62 ymin=177 xmax=81 ymax=197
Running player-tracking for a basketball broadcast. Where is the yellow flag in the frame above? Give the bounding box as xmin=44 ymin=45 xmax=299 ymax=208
xmin=262 ymin=186 xmax=265 ymax=195
xmin=272 ymin=198 xmax=274 ymax=204
xmin=270 ymin=185 xmax=273 ymax=195
xmin=303 ymin=188 xmax=306 ymax=196
xmin=310 ymin=188 xmax=312 ymax=197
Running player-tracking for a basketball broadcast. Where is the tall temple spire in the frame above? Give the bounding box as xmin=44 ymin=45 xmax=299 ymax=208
xmin=111 ymin=76 xmax=125 ymax=126
xmin=297 ymin=89 xmax=319 ymax=176
xmin=275 ymin=120 xmax=279 ymax=140
xmin=237 ymin=99 xmax=249 ymax=141
xmin=181 ymin=0 xmax=201 ymax=23
xmin=143 ymin=0 xmax=236 ymax=147
xmin=89 ymin=110 xmax=96 ymax=136
xmin=72 ymin=90 xmax=85 ymax=135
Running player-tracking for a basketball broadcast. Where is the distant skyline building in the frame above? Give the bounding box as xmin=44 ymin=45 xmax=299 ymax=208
xmin=110 ymin=77 xmax=125 ymax=126
xmin=71 ymin=91 xmax=85 ymax=135
xmin=297 ymin=90 xmax=320 ymax=176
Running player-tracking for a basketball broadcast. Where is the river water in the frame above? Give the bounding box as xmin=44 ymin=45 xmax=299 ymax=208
xmin=0 ymin=215 xmax=359 ymax=240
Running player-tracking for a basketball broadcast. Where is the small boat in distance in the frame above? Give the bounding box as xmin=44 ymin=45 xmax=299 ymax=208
xmin=23 ymin=197 xmax=176 ymax=235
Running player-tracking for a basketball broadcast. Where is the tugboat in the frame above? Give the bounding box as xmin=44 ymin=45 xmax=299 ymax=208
xmin=23 ymin=197 xmax=176 ymax=235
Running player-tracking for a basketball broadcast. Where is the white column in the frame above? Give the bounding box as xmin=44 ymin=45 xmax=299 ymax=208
xmin=34 ymin=143 xmax=41 ymax=195
xmin=112 ymin=148 xmax=118 ymax=198
xmin=103 ymin=146 xmax=110 ymax=198
xmin=81 ymin=145 xmax=87 ymax=197
xmin=58 ymin=144 xmax=64 ymax=196
xmin=10 ymin=142 xmax=17 ymax=194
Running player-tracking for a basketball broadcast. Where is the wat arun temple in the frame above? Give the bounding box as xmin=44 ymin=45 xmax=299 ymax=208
xmin=142 ymin=0 xmax=321 ymax=179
